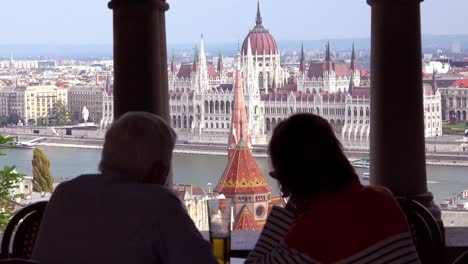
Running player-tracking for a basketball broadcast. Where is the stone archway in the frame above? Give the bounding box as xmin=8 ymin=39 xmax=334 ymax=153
xmin=266 ymin=118 xmax=271 ymax=132
xmin=336 ymin=119 xmax=343 ymax=134
xmin=330 ymin=119 xmax=336 ymax=132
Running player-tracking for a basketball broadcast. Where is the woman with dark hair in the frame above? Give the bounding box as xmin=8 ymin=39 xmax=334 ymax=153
xmin=246 ymin=114 xmax=420 ymax=264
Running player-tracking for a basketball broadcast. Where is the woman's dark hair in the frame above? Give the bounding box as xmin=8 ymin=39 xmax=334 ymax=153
xmin=268 ymin=113 xmax=357 ymax=198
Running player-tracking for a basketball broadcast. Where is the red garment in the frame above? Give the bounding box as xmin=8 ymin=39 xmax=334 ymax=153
xmin=285 ymin=181 xmax=412 ymax=264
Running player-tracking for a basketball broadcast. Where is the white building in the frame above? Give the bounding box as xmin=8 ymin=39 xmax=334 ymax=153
xmin=167 ymin=2 xmax=442 ymax=144
xmin=423 ymin=61 xmax=451 ymax=74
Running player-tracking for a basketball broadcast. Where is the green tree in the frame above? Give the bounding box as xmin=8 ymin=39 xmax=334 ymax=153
xmin=0 ymin=116 xmax=7 ymax=126
xmin=441 ymin=97 xmax=446 ymax=121
xmin=54 ymin=99 xmax=70 ymax=126
xmin=32 ymin=148 xmax=54 ymax=192
xmin=0 ymin=135 xmax=24 ymax=231
xmin=7 ymin=113 xmax=21 ymax=126
xmin=36 ymin=117 xmax=48 ymax=127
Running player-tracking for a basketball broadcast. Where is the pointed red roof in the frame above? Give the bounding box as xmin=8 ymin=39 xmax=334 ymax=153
xmin=233 ymin=206 xmax=258 ymax=231
xmin=214 ymin=138 xmax=272 ymax=195
xmin=453 ymin=79 xmax=468 ymax=88
xmin=228 ymin=68 xmax=250 ymax=158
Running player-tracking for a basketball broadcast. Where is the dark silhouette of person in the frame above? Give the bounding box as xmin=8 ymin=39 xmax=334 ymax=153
xmin=247 ymin=113 xmax=420 ymax=264
xmin=33 ymin=112 xmax=217 ymax=264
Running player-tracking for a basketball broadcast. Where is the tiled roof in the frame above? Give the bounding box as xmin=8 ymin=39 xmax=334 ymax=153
xmin=214 ymin=141 xmax=272 ymax=195
xmin=192 ymin=187 xmax=206 ymax=196
xmin=220 ymin=84 xmax=233 ymax=91
xmin=177 ymin=64 xmax=193 ymax=78
xmin=242 ymin=29 xmax=278 ymax=56
xmin=207 ymin=64 xmax=218 ymax=78
xmin=293 ymin=91 xmax=315 ymax=101
xmin=307 ymin=61 xmax=351 ymax=78
xmin=424 ymin=84 xmax=435 ymax=96
xmin=351 ymin=87 xmax=370 ymax=99
xmin=241 ymin=2 xmax=277 ymax=56
xmin=227 ymin=70 xmax=250 ymax=158
xmin=453 ymin=79 xmax=468 ymax=88
xmin=233 ymin=206 xmax=258 ymax=231
xmin=360 ymin=70 xmax=371 ymax=78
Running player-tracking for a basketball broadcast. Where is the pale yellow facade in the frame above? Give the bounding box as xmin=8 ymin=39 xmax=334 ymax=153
xmin=19 ymin=85 xmax=68 ymax=121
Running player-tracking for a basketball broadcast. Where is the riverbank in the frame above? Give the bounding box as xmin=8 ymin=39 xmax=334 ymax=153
xmin=35 ymin=141 xmax=468 ymax=167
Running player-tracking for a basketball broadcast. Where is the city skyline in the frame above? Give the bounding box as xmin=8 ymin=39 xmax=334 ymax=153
xmin=0 ymin=0 xmax=467 ymax=45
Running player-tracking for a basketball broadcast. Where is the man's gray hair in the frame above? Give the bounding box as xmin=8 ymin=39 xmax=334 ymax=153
xmin=99 ymin=112 xmax=176 ymax=181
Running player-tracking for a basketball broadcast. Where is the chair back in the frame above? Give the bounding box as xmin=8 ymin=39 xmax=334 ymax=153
xmin=453 ymin=250 xmax=468 ymax=264
xmin=0 ymin=259 xmax=40 ymax=264
xmin=0 ymin=202 xmax=48 ymax=259
xmin=396 ymin=197 xmax=444 ymax=263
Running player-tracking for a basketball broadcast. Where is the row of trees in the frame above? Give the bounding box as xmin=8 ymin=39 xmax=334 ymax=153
xmin=1 ymin=99 xmax=72 ymax=127
xmin=0 ymin=113 xmax=21 ymax=126
xmin=0 ymin=135 xmax=54 ymax=231
xmin=36 ymin=99 xmax=72 ymax=126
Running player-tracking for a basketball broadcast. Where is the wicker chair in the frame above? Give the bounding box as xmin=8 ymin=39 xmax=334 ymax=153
xmin=0 ymin=202 xmax=48 ymax=260
xmin=396 ymin=197 xmax=445 ymax=264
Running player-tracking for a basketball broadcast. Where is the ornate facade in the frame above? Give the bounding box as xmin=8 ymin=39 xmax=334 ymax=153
xmin=168 ymin=2 xmax=442 ymax=144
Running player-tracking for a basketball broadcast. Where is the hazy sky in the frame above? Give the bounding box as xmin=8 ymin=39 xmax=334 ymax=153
xmin=0 ymin=0 xmax=467 ymax=44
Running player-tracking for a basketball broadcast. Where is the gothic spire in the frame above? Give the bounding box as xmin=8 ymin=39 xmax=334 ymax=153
xmin=170 ymin=48 xmax=177 ymax=73
xmin=256 ymin=0 xmax=262 ymax=26
xmin=348 ymin=75 xmax=355 ymax=95
xmin=192 ymin=44 xmax=199 ymax=72
xmin=228 ymin=64 xmax=250 ymax=158
xmin=325 ymin=41 xmax=333 ymax=72
xmin=217 ymin=49 xmax=224 ymax=74
xmin=299 ymin=43 xmax=306 ymax=74
xmin=350 ymin=42 xmax=357 ymax=72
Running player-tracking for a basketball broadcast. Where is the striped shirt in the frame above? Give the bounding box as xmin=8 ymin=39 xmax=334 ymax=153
xmin=246 ymin=182 xmax=421 ymax=264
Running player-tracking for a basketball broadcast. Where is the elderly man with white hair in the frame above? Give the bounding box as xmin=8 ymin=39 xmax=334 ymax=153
xmin=33 ymin=112 xmax=217 ymax=264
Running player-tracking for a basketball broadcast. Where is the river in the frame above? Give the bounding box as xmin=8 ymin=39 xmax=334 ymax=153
xmin=0 ymin=146 xmax=467 ymax=205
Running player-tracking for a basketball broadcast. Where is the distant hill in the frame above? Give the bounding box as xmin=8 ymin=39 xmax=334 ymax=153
xmin=1 ymin=34 xmax=467 ymax=59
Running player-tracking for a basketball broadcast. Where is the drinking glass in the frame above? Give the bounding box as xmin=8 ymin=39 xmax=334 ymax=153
xmin=207 ymin=199 xmax=232 ymax=264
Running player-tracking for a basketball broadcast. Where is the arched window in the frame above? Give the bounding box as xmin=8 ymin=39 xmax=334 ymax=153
xmin=204 ymin=101 xmax=209 ymax=114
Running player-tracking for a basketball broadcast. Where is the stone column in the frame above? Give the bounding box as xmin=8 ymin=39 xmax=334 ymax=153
xmin=367 ymin=0 xmax=440 ymax=219
xmin=108 ymin=0 xmax=170 ymax=121
xmin=109 ymin=0 xmax=172 ymax=185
